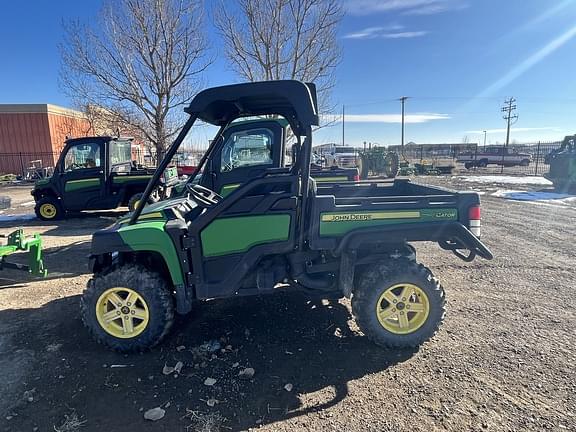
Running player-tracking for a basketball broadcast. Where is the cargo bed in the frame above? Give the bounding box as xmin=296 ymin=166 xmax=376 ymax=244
xmin=311 ymin=178 xmax=492 ymax=261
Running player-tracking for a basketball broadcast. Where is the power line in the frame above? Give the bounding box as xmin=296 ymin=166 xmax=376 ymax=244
xmin=342 ymin=95 xmax=576 ymax=108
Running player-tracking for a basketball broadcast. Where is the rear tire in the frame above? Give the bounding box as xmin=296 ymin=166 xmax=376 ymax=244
xmin=352 ymin=259 xmax=445 ymax=349
xmin=35 ymin=196 xmax=64 ymax=221
xmin=357 ymin=155 xmax=369 ymax=180
xmin=81 ymin=265 xmax=174 ymax=352
xmin=384 ymin=152 xmax=400 ymax=178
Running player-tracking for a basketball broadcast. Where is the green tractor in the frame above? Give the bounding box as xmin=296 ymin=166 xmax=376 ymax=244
xmin=356 ymin=147 xmax=400 ymax=180
xmin=0 ymin=229 xmax=47 ymax=277
xmin=545 ymin=135 xmax=576 ymax=193
xmin=81 ymin=81 xmax=492 ymax=352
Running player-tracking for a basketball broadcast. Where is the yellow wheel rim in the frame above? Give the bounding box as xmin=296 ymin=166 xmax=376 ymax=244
xmin=376 ymin=283 xmax=430 ymax=335
xmin=39 ymin=203 xmax=57 ymax=219
xmin=96 ymin=287 xmax=149 ymax=338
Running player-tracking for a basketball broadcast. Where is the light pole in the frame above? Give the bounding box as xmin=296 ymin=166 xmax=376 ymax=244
xmin=483 ymin=130 xmax=487 ymax=150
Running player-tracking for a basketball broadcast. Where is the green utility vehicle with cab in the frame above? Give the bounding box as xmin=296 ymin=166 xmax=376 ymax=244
xmin=31 ymin=136 xmax=178 ymax=220
xmin=81 ymin=81 xmax=492 ymax=352
xmin=175 ymin=117 xmax=359 ymax=200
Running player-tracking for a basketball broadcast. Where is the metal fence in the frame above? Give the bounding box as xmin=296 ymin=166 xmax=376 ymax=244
xmin=0 ymin=141 xmax=564 ymax=179
xmin=393 ymin=141 xmax=563 ymax=176
xmin=0 ymin=152 xmax=58 ymax=180
xmin=0 ymin=149 xmax=202 ymax=180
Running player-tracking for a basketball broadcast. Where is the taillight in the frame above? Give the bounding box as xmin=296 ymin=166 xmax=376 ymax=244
xmin=468 ymin=205 xmax=481 ymax=237
xmin=353 ymin=174 xmax=360 ymax=182
xmin=468 ymin=206 xmax=481 ymax=220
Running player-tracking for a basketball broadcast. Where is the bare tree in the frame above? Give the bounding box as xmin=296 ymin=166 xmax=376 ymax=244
xmin=214 ymin=0 xmax=343 ymax=114
xmin=60 ymin=0 xmax=211 ymax=163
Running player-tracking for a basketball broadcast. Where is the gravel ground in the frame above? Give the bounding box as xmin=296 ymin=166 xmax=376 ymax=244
xmin=0 ymin=179 xmax=575 ymax=432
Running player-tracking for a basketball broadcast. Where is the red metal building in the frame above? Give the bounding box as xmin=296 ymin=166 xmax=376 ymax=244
xmin=0 ymin=104 xmax=91 ymax=176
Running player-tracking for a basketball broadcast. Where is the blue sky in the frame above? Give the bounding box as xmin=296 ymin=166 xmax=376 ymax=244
xmin=1 ymin=0 xmax=576 ymax=147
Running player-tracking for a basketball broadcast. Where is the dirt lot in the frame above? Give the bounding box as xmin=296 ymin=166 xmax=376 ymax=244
xmin=1 ymin=179 xmax=575 ymax=432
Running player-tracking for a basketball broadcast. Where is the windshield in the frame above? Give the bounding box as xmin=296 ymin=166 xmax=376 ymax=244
xmin=109 ymin=140 xmax=132 ymax=165
xmin=335 ymin=147 xmax=355 ymax=154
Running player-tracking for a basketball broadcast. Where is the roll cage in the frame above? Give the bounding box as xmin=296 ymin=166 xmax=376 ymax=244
xmin=130 ymin=80 xmax=320 ymax=251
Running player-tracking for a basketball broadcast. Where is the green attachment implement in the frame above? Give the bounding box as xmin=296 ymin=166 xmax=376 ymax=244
xmin=0 ymin=229 xmax=48 ymax=277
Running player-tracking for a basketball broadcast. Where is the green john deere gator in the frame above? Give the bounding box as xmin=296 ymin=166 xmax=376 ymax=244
xmin=81 ymin=81 xmax=493 ymax=352
xmin=31 ymin=136 xmax=178 ymax=221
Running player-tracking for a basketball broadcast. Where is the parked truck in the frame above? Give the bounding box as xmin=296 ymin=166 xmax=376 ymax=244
xmin=457 ymin=145 xmax=532 ymax=169
xmin=80 ymin=80 xmax=492 ymax=353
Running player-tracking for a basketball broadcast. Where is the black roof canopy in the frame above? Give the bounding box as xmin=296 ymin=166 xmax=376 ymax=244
xmin=185 ymin=80 xmax=319 ymax=135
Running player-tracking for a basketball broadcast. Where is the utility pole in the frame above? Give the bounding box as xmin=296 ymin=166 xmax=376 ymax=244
xmin=501 ymin=97 xmax=518 ymax=173
xmin=399 ymin=96 xmax=409 ymax=158
xmin=342 ymin=105 xmax=345 ymax=146
xmin=502 ymin=98 xmax=518 ymax=148
xmin=483 ymin=130 xmax=487 ymax=150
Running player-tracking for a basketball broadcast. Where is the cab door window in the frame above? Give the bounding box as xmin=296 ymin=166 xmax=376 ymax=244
xmin=64 ymin=143 xmax=101 ymax=171
xmin=220 ymin=129 xmax=274 ymax=172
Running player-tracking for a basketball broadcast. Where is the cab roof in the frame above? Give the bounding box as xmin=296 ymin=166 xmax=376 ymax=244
xmin=185 ymin=80 xmax=319 ymax=135
xmin=64 ymin=136 xmax=134 ymax=144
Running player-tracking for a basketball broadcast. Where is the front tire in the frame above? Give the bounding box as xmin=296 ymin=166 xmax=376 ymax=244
xmin=352 ymin=260 xmax=445 ymax=349
xmin=35 ymin=196 xmax=64 ymax=221
xmin=81 ymin=265 xmax=174 ymax=352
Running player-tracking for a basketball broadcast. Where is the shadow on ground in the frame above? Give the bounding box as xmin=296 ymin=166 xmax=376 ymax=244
xmin=0 ymin=241 xmax=91 ymax=287
xmin=0 ymin=290 xmax=417 ymax=431
xmin=0 ymin=212 xmax=119 ymax=237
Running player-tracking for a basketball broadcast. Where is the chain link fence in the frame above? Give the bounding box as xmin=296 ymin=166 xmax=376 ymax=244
xmin=0 ymin=141 xmax=564 ymax=180
xmin=389 ymin=141 xmax=562 ymax=176
xmin=0 ymin=152 xmax=58 ymax=180
xmin=0 ymin=148 xmax=204 ymax=180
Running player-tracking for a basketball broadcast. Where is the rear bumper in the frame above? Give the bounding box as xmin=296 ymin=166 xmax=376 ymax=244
xmin=335 ymin=221 xmax=493 ymax=261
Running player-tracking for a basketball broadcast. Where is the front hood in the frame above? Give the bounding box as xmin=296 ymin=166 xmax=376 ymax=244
xmin=34 ymin=178 xmax=51 ymax=187
xmin=117 ymin=196 xmax=189 ymax=223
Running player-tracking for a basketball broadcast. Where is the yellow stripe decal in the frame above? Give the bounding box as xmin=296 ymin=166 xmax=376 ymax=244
xmin=138 ymin=212 xmax=164 ymax=220
xmin=321 ymin=211 xmax=421 ymax=222
xmin=220 ymin=183 xmax=241 ymax=197
xmin=66 ymin=178 xmax=99 ymax=184
xmin=315 ymin=176 xmax=349 ymax=182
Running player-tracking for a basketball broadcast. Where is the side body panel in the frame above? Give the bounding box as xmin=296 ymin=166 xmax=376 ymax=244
xmin=200 ymin=214 xmax=291 ymax=257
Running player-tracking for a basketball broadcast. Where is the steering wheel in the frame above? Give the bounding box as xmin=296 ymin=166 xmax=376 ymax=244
xmin=186 ymin=184 xmax=223 ymax=208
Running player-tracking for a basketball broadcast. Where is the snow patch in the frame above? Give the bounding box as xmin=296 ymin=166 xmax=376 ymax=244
xmin=458 ymin=175 xmax=553 ymax=186
xmin=0 ymin=214 xmax=36 ymax=222
xmin=492 ymin=189 xmax=576 ymax=207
